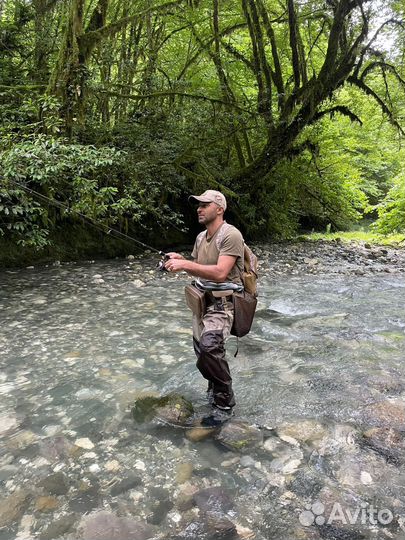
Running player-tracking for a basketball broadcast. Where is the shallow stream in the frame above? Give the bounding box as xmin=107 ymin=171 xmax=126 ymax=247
xmin=1 ymin=252 xmax=405 ymax=539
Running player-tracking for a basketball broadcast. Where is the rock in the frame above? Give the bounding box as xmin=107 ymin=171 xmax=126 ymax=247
xmin=69 ymin=480 xmax=100 ymax=513
xmin=38 ymin=472 xmax=70 ymax=495
xmin=276 ymin=420 xmax=328 ymax=446
xmin=131 ymin=393 xmax=194 ymax=426
xmin=146 ymin=488 xmax=174 ymax=525
xmin=176 ymin=463 xmax=193 ymax=484
xmin=185 ymin=423 xmax=218 ymax=442
xmin=105 ymin=460 xmax=120 ymax=472
xmin=110 ymin=474 xmax=143 ymax=496
xmin=0 ymin=413 xmax=18 ymax=434
xmin=132 ymin=279 xmax=145 ymax=288
xmin=360 ymin=471 xmax=373 ymax=485
xmin=40 ymin=514 xmax=77 ymax=540
xmin=74 ymin=438 xmax=95 ymax=450
xmin=127 ymin=255 xmax=135 ymax=260
xmin=5 ymin=430 xmax=37 ymax=450
xmin=239 ymin=456 xmax=256 ymax=468
xmin=215 ymin=421 xmax=263 ymax=452
xmin=79 ymin=511 xmax=155 ymax=540
xmin=0 ymin=489 xmax=32 ymax=528
xmin=38 ymin=436 xmax=78 ymax=461
xmin=363 ymin=400 xmax=405 ymax=430
xmin=288 ymin=470 xmax=322 ymax=498
xmin=193 ymin=486 xmax=233 ymax=513
xmin=203 ymin=511 xmax=237 ymax=539
xmin=35 ymin=496 xmax=59 ymax=513
xmin=361 ymin=427 xmax=405 ymax=464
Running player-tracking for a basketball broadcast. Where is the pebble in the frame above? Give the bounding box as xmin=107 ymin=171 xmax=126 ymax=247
xmin=89 ymin=464 xmax=101 ymax=473
xmin=0 ymin=414 xmax=18 ymax=434
xmin=176 ymin=463 xmax=193 ymax=484
xmin=240 ymin=456 xmax=256 ymax=468
xmin=360 ymin=471 xmax=373 ymax=485
xmin=75 ymin=438 xmax=95 ymax=449
xmin=104 ymin=460 xmax=120 ymax=472
xmin=134 ymin=460 xmax=146 ymax=471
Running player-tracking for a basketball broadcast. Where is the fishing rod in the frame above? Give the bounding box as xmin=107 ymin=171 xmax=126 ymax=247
xmin=1 ymin=177 xmax=172 ymax=269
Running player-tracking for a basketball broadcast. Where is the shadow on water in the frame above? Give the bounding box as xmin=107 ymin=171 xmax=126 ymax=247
xmin=1 ymin=261 xmax=405 ymax=539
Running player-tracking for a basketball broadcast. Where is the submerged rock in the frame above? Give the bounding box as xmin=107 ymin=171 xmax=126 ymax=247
xmin=0 ymin=489 xmax=32 ymax=528
xmin=131 ymin=393 xmax=194 ymax=425
xmin=215 ymin=420 xmax=263 ymax=452
xmin=39 ymin=514 xmax=77 ymax=540
xmin=277 ymin=420 xmax=328 ymax=447
xmin=110 ymin=474 xmax=143 ymax=496
xmin=361 ymin=427 xmax=405 ymax=464
xmin=79 ymin=511 xmax=155 ymax=540
xmin=193 ymin=486 xmax=233 ymax=513
xmin=363 ymin=400 xmax=405 ymax=430
xmin=38 ymin=472 xmax=70 ymax=495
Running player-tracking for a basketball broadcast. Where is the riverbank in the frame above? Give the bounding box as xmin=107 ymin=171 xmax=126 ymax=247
xmin=257 ymin=238 xmax=405 ymax=278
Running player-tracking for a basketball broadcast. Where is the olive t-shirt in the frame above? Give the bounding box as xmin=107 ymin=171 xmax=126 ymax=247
xmin=191 ymin=222 xmax=244 ymax=283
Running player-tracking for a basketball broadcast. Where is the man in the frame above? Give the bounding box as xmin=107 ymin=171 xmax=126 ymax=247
xmin=165 ymin=189 xmax=244 ymax=422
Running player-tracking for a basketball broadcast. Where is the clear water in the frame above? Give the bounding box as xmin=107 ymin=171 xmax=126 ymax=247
xmin=1 ymin=256 xmax=405 ymax=539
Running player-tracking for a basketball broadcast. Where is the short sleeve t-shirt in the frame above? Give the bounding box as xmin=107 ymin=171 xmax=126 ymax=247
xmin=191 ymin=222 xmax=244 ymax=283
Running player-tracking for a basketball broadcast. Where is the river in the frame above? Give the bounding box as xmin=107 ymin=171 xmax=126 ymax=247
xmin=1 ymin=245 xmax=405 ymax=539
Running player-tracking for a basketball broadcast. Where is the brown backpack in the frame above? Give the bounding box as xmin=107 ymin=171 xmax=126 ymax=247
xmin=241 ymin=244 xmax=258 ymax=297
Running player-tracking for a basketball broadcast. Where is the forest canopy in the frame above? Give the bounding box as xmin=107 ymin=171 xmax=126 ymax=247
xmin=1 ymin=0 xmax=404 ymax=258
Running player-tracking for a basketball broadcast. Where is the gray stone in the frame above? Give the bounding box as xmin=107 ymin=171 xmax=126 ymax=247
xmin=110 ymin=474 xmax=143 ymax=496
xmin=40 ymin=514 xmax=77 ymax=540
xmin=215 ymin=420 xmax=263 ymax=452
xmin=193 ymin=487 xmax=233 ymax=513
xmin=79 ymin=511 xmax=155 ymax=540
xmin=38 ymin=472 xmax=70 ymax=495
xmin=0 ymin=489 xmax=32 ymax=528
xmin=132 ymin=393 xmax=194 ymax=426
xmin=361 ymin=427 xmax=405 ymax=464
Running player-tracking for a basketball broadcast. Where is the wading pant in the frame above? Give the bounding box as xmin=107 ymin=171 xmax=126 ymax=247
xmin=192 ymin=299 xmax=235 ymax=409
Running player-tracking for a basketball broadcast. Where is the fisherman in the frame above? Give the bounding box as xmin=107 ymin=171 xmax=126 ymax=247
xmin=165 ymin=190 xmax=244 ymax=423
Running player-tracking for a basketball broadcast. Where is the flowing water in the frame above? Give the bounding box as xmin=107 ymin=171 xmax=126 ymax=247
xmin=1 ymin=254 xmax=405 ymax=539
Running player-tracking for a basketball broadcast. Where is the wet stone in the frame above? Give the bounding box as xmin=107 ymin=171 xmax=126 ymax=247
xmin=363 ymin=400 xmax=405 ymax=430
xmin=203 ymin=511 xmax=237 ymax=539
xmin=79 ymin=511 xmax=156 ymax=540
xmin=39 ymin=514 xmax=77 ymax=540
xmin=38 ymin=472 xmax=70 ymax=495
xmin=215 ymin=420 xmax=263 ymax=452
xmin=361 ymin=427 xmax=405 ymax=464
xmin=110 ymin=474 xmax=143 ymax=496
xmin=185 ymin=425 xmax=217 ymax=442
xmin=288 ymin=470 xmax=323 ymax=498
xmin=193 ymin=486 xmax=233 ymax=514
xmin=0 ymin=489 xmax=32 ymax=528
xmin=131 ymin=393 xmax=194 ymax=426
xmin=317 ymin=523 xmax=366 ymax=540
xmin=69 ymin=484 xmax=100 ymax=513
xmin=35 ymin=496 xmax=59 ymax=513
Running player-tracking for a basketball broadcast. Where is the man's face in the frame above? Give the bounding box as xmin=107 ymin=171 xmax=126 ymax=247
xmin=197 ymin=202 xmax=221 ymax=225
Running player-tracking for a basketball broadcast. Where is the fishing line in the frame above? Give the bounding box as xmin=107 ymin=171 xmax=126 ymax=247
xmin=1 ymin=177 xmax=172 ymax=257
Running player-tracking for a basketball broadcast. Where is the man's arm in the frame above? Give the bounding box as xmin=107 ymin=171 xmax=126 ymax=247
xmin=165 ymin=254 xmax=237 ymax=282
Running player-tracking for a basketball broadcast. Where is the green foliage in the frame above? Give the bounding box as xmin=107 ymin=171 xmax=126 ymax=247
xmin=373 ymin=172 xmax=405 ymax=234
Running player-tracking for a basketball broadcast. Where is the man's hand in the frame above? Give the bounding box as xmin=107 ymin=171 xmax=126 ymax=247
xmin=165 ymin=257 xmax=189 ymax=272
xmin=165 ymin=252 xmax=185 ymax=260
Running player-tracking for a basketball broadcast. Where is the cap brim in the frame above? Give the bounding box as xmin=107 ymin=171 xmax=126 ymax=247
xmin=188 ymin=195 xmax=212 ymax=204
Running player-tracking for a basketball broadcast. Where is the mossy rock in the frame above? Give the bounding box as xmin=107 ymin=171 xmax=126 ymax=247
xmin=131 ymin=393 xmax=194 ymax=426
xmin=215 ymin=420 xmax=263 ymax=452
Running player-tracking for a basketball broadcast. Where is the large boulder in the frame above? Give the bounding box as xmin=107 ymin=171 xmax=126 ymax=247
xmin=132 ymin=393 xmax=194 ymax=426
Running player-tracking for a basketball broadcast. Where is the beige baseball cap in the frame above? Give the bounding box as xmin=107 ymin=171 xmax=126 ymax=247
xmin=189 ymin=190 xmax=227 ymax=211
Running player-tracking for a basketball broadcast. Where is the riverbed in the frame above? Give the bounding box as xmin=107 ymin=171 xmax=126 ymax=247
xmin=1 ymin=241 xmax=405 ymax=540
